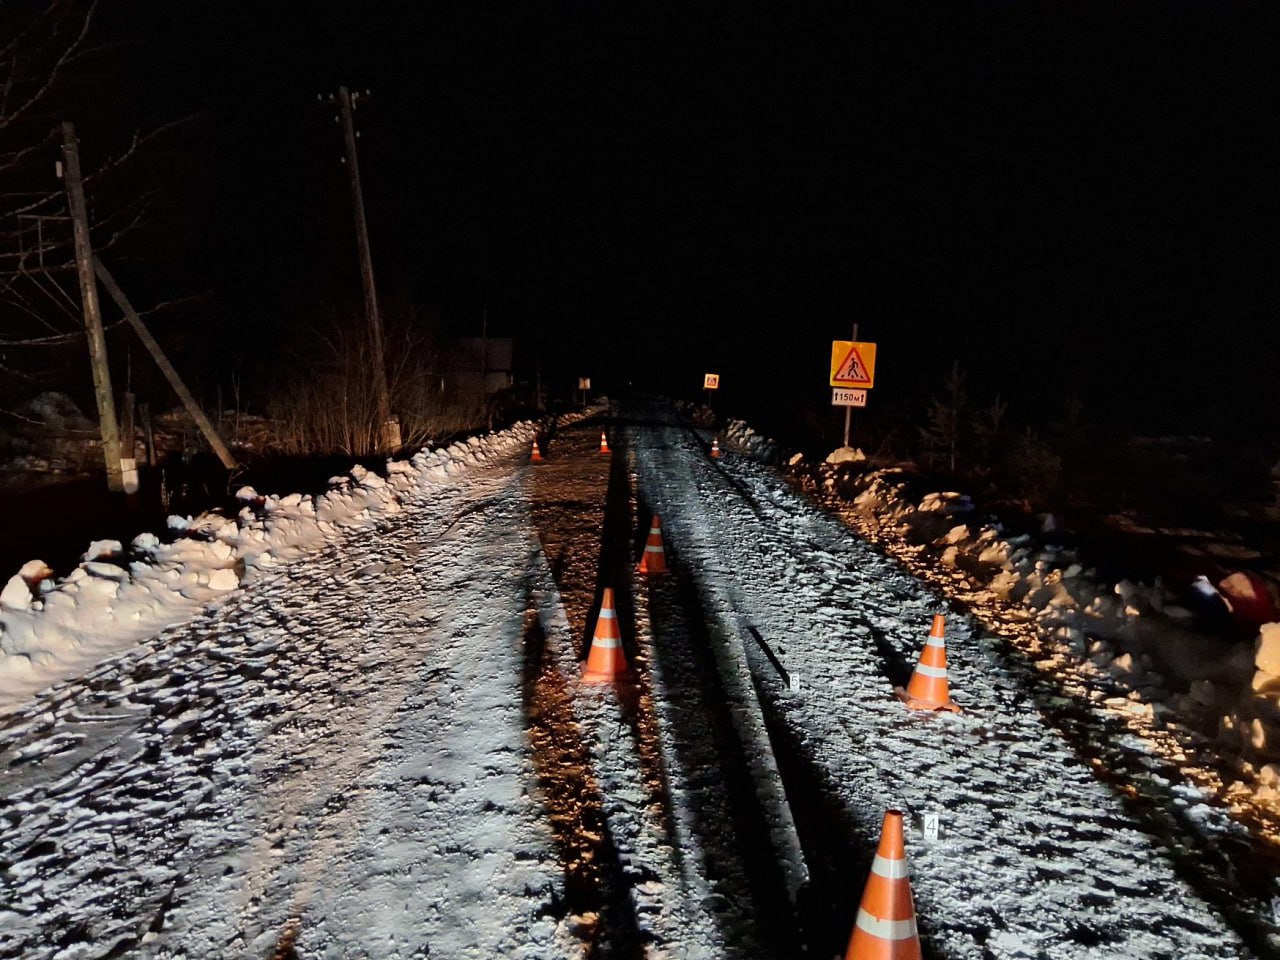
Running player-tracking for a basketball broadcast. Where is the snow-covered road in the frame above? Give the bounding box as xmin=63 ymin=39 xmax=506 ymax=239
xmin=1 ymin=401 xmax=1276 ymax=959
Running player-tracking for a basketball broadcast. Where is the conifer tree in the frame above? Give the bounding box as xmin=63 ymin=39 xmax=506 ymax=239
xmin=919 ymin=360 xmax=970 ymax=474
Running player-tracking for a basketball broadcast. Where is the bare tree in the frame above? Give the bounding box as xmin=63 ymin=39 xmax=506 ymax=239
xmin=0 ymin=1 xmax=182 ymax=375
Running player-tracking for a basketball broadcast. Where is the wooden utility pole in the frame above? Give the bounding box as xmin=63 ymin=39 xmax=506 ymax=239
xmin=60 ymin=121 xmax=123 ymax=491
xmin=332 ymin=86 xmax=397 ymax=451
xmin=119 ymin=391 xmax=138 ymax=493
xmin=93 ymin=257 xmax=239 ymax=471
xmin=139 ymin=402 xmax=156 ymax=467
xmin=535 ymin=343 xmax=544 ymax=412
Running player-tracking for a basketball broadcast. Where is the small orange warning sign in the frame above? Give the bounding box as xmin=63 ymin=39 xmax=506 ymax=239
xmin=829 ymin=341 xmax=877 ymax=388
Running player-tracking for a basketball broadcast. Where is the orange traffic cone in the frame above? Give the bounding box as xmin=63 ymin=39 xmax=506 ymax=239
xmin=710 ymin=437 xmax=721 ymax=458
xmin=530 ymin=439 xmax=545 ymax=462
xmin=582 ymin=587 xmax=629 ymax=683
xmin=600 ymin=431 xmax=610 ymax=454
xmin=845 ymin=810 xmax=922 ymax=960
xmin=637 ymin=515 xmax=667 ymax=574
xmin=895 ymin=614 xmax=960 ymax=712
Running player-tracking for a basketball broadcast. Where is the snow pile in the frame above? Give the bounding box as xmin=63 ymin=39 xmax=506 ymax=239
xmin=799 ymin=460 xmax=1278 ymax=811
xmin=0 ymin=414 xmax=589 ymax=713
xmin=1221 ymin=624 xmax=1280 ymax=793
xmin=824 ymin=446 xmax=865 ymax=465
xmin=674 ymin=399 xmax=715 ymax=427
xmin=18 ymin=392 xmax=97 ymax=432
xmin=722 ymin=419 xmax=777 ymax=459
xmin=0 ymin=392 xmax=99 ymax=473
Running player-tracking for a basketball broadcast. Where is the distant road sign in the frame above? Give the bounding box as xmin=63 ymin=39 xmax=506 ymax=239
xmin=578 ymin=377 xmax=591 ymax=390
xmin=704 ymin=373 xmax=720 ymax=390
xmin=832 ymin=387 xmax=867 ymax=407
xmin=830 ymin=341 xmax=877 ymax=388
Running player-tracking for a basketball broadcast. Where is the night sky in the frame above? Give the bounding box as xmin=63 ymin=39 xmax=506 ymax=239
xmin=92 ymin=2 xmax=1276 ymax=440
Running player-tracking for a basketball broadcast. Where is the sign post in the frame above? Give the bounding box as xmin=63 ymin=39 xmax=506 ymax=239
xmin=829 ymin=330 xmax=878 ymax=447
xmin=843 ymin=328 xmax=853 ymax=447
xmin=578 ymin=377 xmax=590 ymax=406
xmin=703 ymin=372 xmax=719 ymax=412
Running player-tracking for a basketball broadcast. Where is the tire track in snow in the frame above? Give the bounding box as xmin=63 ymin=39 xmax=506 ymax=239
xmin=634 ymin=418 xmax=858 ymax=956
xmin=299 ymin=481 xmax=565 ymax=959
xmin=525 ymin=422 xmax=652 ymax=956
xmin=601 ymin=434 xmax=687 ymax=875
xmin=522 ymin=560 xmax=645 ymax=957
xmin=526 ymin=419 xmax=768 ymax=956
xmin=632 ymin=523 xmax=801 ymax=958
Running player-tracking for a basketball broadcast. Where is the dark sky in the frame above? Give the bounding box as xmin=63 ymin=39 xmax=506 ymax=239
xmin=98 ymin=1 xmax=1277 ymax=437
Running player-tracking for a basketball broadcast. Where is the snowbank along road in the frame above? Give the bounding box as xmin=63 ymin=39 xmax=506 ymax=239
xmin=1 ymin=398 xmax=1276 ymax=959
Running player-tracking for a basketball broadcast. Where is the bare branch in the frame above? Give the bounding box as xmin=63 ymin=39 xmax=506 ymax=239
xmin=21 ymin=269 xmax=81 ymax=322
xmin=0 ymin=406 xmax=56 ymax=426
xmin=0 ymin=5 xmax=75 ymax=119
xmin=83 ymin=116 xmax=194 ymax=186
xmin=0 ymin=6 xmax=199 ymax=352
xmin=95 ymin=200 xmax=151 ymax=252
xmin=0 ymin=363 xmax=41 ymax=383
xmin=0 ymin=0 xmax=98 ymax=134
xmin=134 ymin=290 xmax=209 ymax=319
xmin=0 ymin=311 xmax=126 ymax=346
xmin=0 ymin=0 xmax=70 ymax=65
xmin=0 ymin=278 xmax=68 ymax=334
xmin=0 ymin=184 xmax=63 ymax=222
xmin=0 ymin=115 xmax=193 ymax=222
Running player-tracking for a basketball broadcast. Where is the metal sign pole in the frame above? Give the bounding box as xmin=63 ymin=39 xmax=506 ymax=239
xmin=843 ymin=322 xmax=858 ymax=448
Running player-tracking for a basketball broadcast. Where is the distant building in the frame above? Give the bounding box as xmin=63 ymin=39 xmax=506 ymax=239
xmin=442 ymin=338 xmax=514 ymax=398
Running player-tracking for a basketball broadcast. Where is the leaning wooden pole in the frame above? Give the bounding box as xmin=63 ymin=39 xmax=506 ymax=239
xmin=92 ymin=256 xmax=239 ymax=471
xmin=335 ymin=86 xmax=396 ymax=451
xmin=60 ymin=122 xmax=124 ymax=491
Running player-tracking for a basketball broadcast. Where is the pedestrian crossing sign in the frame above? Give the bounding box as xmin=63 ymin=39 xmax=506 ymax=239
xmin=830 ymin=340 xmax=877 ymax=388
